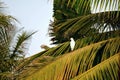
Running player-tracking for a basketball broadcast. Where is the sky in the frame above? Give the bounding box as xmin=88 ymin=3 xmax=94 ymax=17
xmin=3 ymin=0 xmax=53 ymax=57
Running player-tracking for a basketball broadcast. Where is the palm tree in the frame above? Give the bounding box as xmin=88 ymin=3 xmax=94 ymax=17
xmin=17 ymin=0 xmax=120 ymax=80
xmin=0 ymin=2 xmax=36 ymax=80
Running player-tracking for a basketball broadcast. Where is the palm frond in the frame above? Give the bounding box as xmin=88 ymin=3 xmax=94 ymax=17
xmin=74 ymin=30 xmax=120 ymax=49
xmin=0 ymin=1 xmax=37 ymax=79
xmin=0 ymin=15 xmax=16 ymax=28
xmin=11 ymin=31 xmax=36 ymax=59
xmin=50 ymin=0 xmax=91 ymax=44
xmin=53 ymin=0 xmax=91 ymax=21
xmin=50 ymin=11 xmax=120 ymax=44
xmin=17 ymin=34 xmax=120 ymax=72
xmin=16 ymin=56 xmax=55 ymax=79
xmin=91 ymin=0 xmax=119 ymax=13
xmin=53 ymin=0 xmax=119 ymax=21
xmin=0 ymin=26 xmax=9 ymax=50
xmin=0 ymin=72 xmax=13 ymax=80
xmin=0 ymin=2 xmax=19 ymax=73
xmin=50 ymin=0 xmax=120 ymax=44
xmin=20 ymin=37 xmax=120 ymax=80
xmin=63 ymin=11 xmax=120 ymax=35
xmin=0 ymin=26 xmax=10 ymax=73
xmin=71 ymin=53 xmax=120 ymax=80
xmin=15 ymin=42 xmax=70 ymax=74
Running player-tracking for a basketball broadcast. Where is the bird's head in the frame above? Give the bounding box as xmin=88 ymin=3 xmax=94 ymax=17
xmin=70 ymin=38 xmax=74 ymax=41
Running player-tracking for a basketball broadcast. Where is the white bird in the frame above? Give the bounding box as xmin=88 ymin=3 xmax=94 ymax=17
xmin=70 ymin=37 xmax=75 ymax=51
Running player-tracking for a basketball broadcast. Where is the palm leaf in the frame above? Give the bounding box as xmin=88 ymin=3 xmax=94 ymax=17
xmin=71 ymin=53 xmax=120 ymax=80
xmin=74 ymin=30 xmax=120 ymax=49
xmin=0 ymin=72 xmax=13 ymax=80
xmin=0 ymin=15 xmax=17 ymax=73
xmin=16 ymin=56 xmax=55 ymax=79
xmin=0 ymin=15 xmax=16 ymax=28
xmin=54 ymin=11 xmax=120 ymax=38
xmin=0 ymin=26 xmax=9 ymax=51
xmin=11 ymin=31 xmax=36 ymax=59
xmin=0 ymin=4 xmax=19 ymax=78
xmin=20 ymin=37 xmax=120 ymax=80
xmin=0 ymin=2 xmax=16 ymax=73
xmin=17 ymin=33 xmax=120 ymax=71
xmin=50 ymin=11 xmax=120 ymax=44
xmin=0 ymin=1 xmax=36 ymax=79
xmin=15 ymin=42 xmax=71 ymax=74
xmin=16 ymin=31 xmax=120 ymax=77
xmin=91 ymin=0 xmax=119 ymax=12
xmin=50 ymin=0 xmax=120 ymax=44
xmin=53 ymin=0 xmax=91 ymax=20
xmin=0 ymin=26 xmax=10 ymax=73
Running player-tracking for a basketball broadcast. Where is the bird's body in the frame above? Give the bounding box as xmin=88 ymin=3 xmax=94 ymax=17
xmin=40 ymin=44 xmax=49 ymax=50
xmin=70 ymin=38 xmax=75 ymax=51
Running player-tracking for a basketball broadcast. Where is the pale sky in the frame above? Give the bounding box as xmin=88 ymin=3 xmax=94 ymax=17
xmin=3 ymin=0 xmax=53 ymax=57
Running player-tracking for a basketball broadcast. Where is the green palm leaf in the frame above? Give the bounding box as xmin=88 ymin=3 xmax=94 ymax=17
xmin=74 ymin=30 xmax=120 ymax=49
xmin=52 ymin=11 xmax=120 ymax=40
xmin=11 ymin=31 xmax=36 ymax=58
xmin=71 ymin=53 xmax=120 ymax=80
xmin=54 ymin=0 xmax=91 ymax=20
xmin=50 ymin=0 xmax=120 ymax=44
xmin=15 ymin=42 xmax=70 ymax=74
xmin=0 ymin=15 xmax=17 ymax=73
xmin=17 ymin=33 xmax=120 ymax=75
xmin=20 ymin=37 xmax=120 ymax=80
